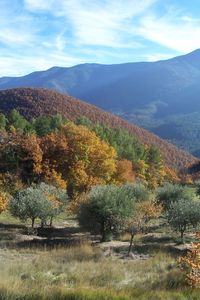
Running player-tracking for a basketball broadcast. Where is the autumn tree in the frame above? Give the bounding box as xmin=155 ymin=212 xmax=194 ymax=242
xmin=0 ymin=132 xmax=42 ymax=183
xmin=40 ymin=132 xmax=69 ymax=188
xmin=114 ymin=159 xmax=135 ymax=184
xmin=179 ymin=232 xmax=200 ymax=287
xmin=128 ymin=200 xmax=162 ymax=254
xmin=61 ymin=123 xmax=117 ymax=197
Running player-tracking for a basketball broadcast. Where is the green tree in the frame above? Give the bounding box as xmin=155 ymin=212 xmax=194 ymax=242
xmin=9 ymin=183 xmax=67 ymax=228
xmin=78 ymin=185 xmax=135 ymax=242
xmin=156 ymin=183 xmax=193 ymax=211
xmin=7 ymin=109 xmax=30 ymax=132
xmin=0 ymin=114 xmax=8 ymax=130
xmin=167 ymin=199 xmax=200 ymax=240
xmin=33 ymin=116 xmax=51 ymax=136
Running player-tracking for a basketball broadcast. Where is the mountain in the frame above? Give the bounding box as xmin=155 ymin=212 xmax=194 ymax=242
xmin=1 ymin=50 xmax=200 ymax=155
xmin=0 ymin=87 xmax=197 ymax=170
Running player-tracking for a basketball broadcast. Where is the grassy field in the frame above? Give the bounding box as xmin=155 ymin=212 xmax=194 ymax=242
xmin=0 ymin=212 xmax=199 ymax=300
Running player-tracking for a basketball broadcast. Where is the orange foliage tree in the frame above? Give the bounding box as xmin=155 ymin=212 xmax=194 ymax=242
xmin=114 ymin=159 xmax=135 ymax=184
xmin=179 ymin=232 xmax=200 ymax=287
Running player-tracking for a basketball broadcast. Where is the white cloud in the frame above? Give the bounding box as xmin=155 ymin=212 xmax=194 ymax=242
xmin=58 ymin=0 xmax=157 ymax=47
xmin=0 ymin=53 xmax=85 ymax=77
xmin=137 ymin=12 xmax=200 ymax=53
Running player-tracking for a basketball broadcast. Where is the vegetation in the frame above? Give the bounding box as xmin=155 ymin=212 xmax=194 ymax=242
xmin=78 ymin=185 xmax=136 ymax=241
xmin=156 ymin=183 xmax=193 ymax=211
xmin=0 ymin=88 xmax=196 ymax=170
xmin=9 ymin=183 xmax=67 ymax=228
xmin=0 ymin=105 xmax=199 ymax=298
xmin=167 ymin=199 xmax=200 ymax=239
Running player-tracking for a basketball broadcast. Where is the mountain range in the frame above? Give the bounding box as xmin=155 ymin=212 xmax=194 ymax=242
xmin=0 ymin=87 xmax=197 ymax=171
xmin=0 ymin=49 xmax=200 ymax=155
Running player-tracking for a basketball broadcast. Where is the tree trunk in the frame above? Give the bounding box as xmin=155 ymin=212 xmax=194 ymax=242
xmin=31 ymin=218 xmax=35 ymax=228
xmin=101 ymin=222 xmax=106 ymax=242
xmin=41 ymin=219 xmax=44 ymax=228
xmin=49 ymin=217 xmax=53 ymax=227
xmin=128 ymin=232 xmax=134 ymax=255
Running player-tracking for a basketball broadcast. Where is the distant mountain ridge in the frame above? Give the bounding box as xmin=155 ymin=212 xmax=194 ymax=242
xmin=1 ymin=50 xmax=200 ymax=154
xmin=0 ymin=87 xmax=197 ymax=171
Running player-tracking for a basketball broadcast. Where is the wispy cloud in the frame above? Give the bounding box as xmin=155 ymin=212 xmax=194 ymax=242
xmin=137 ymin=11 xmax=200 ymax=53
xmin=0 ymin=0 xmax=199 ymax=76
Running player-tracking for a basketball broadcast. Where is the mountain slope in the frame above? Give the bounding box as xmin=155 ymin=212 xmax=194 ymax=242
xmin=0 ymin=87 xmax=197 ymax=170
xmin=1 ymin=50 xmax=200 ymax=154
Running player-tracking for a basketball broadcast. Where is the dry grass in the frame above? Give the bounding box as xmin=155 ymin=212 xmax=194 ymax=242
xmin=0 ymin=242 xmax=188 ymax=299
xmin=0 ymin=213 xmax=200 ymax=299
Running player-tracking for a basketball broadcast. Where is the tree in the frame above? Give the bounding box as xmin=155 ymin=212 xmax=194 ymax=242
xmin=9 ymin=183 xmax=67 ymax=228
xmin=146 ymin=145 xmax=165 ymax=189
xmin=0 ymin=132 xmax=42 ymax=183
xmin=179 ymin=232 xmax=200 ymax=287
xmin=33 ymin=116 xmax=52 ymax=136
xmin=7 ymin=109 xmax=30 ymax=132
xmin=156 ymin=183 xmax=193 ymax=211
xmin=114 ymin=159 xmax=135 ymax=184
xmin=61 ymin=123 xmax=117 ymax=197
xmin=78 ymin=185 xmax=136 ymax=242
xmin=0 ymin=114 xmax=8 ymax=130
xmin=167 ymin=199 xmax=200 ymax=240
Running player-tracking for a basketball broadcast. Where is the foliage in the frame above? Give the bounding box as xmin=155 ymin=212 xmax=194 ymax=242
xmin=9 ymin=183 xmax=67 ymax=227
xmin=78 ymin=185 xmax=136 ymax=241
xmin=61 ymin=122 xmax=117 ymax=197
xmin=114 ymin=159 xmax=135 ymax=184
xmin=179 ymin=232 xmax=200 ymax=287
xmin=77 ymin=118 xmax=167 ymax=188
xmin=0 ymin=192 xmax=8 ymax=214
xmin=156 ymin=183 xmax=193 ymax=211
xmin=166 ymin=199 xmax=200 ymax=239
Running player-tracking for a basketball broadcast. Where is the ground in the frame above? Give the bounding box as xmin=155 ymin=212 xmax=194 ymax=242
xmin=0 ymin=211 xmax=199 ymax=300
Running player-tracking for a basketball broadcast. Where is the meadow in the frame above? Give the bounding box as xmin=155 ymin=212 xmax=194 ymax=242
xmin=0 ymin=211 xmax=199 ymax=300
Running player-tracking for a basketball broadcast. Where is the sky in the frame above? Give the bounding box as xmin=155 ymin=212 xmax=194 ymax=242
xmin=1 ymin=0 xmax=200 ymax=76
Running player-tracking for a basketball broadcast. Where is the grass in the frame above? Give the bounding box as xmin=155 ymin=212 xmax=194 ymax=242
xmin=0 ymin=244 xmax=192 ymax=299
xmin=0 ymin=212 xmax=199 ymax=299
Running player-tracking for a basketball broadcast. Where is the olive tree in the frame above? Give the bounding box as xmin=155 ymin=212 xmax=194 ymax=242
xmin=167 ymin=199 xmax=200 ymax=240
xmin=78 ymin=184 xmax=136 ymax=242
xmin=156 ymin=183 xmax=192 ymax=211
xmin=9 ymin=183 xmax=67 ymax=228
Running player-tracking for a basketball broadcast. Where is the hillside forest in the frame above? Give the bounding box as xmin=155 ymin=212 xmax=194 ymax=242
xmin=1 ymin=109 xmax=200 ymax=299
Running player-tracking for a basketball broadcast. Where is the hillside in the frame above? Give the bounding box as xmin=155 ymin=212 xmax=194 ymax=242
xmin=0 ymin=87 xmax=197 ymax=170
xmin=1 ymin=50 xmax=200 ymax=155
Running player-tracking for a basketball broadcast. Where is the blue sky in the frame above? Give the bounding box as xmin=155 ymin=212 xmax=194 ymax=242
xmin=1 ymin=0 xmax=200 ymax=76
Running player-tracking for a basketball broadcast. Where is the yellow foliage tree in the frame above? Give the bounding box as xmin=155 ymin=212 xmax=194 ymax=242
xmin=61 ymin=123 xmax=117 ymax=197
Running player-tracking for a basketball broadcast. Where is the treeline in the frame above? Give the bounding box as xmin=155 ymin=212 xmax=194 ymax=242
xmin=0 ymin=110 xmax=177 ymax=201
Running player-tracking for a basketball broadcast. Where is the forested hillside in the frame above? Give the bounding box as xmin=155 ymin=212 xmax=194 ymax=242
xmin=1 ymin=50 xmax=200 ymax=154
xmin=0 ymin=88 xmax=197 ymax=170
